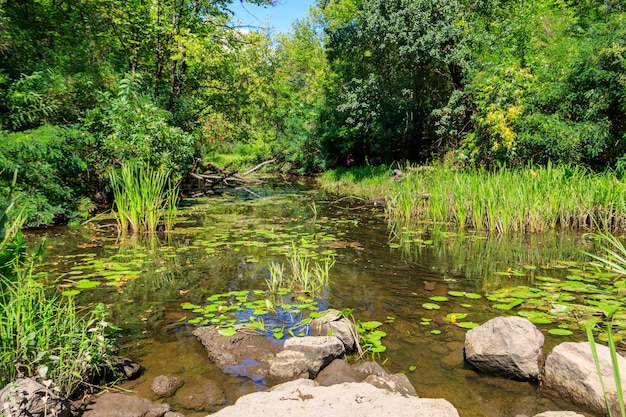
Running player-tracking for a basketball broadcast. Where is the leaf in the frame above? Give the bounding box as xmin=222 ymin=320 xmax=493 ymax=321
xmin=218 ymin=327 xmax=237 ymax=336
xmin=429 ymin=296 xmax=448 ymax=302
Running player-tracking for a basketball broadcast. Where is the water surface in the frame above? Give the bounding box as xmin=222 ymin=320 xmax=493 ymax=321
xmin=30 ymin=179 xmax=595 ymax=417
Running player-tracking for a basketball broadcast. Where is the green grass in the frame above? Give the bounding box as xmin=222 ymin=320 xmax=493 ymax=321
xmin=0 ymin=262 xmax=113 ymax=397
xmin=109 ymin=163 xmax=180 ymax=234
xmin=319 ymin=165 xmax=396 ymax=199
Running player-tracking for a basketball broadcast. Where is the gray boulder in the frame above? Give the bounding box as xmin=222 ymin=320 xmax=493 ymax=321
xmin=543 ymin=341 xmax=626 ymax=416
xmin=532 ymin=412 xmax=586 ymax=417
xmin=268 ymin=350 xmax=309 ymax=381
xmin=82 ymin=392 xmax=170 ymax=417
xmin=315 ymin=359 xmax=359 ymax=386
xmin=310 ymin=309 xmax=358 ymax=351
xmin=0 ymin=378 xmax=70 ymax=417
xmin=283 ymin=336 xmax=345 ymax=377
xmin=364 ymin=373 xmax=417 ymax=397
xmin=464 ymin=316 xmax=544 ymax=381
xmin=207 ymin=379 xmax=460 ymax=417
xmin=151 ymin=375 xmax=184 ymax=398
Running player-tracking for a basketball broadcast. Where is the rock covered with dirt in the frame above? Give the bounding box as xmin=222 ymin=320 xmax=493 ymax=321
xmin=0 ymin=377 xmax=71 ymax=417
xmin=464 ymin=316 xmax=544 ymax=381
xmin=81 ymin=392 xmax=171 ymax=417
xmin=192 ymin=326 xmax=282 ymax=365
xmin=543 ymin=341 xmax=626 ymax=416
xmin=206 ymin=379 xmax=460 ymax=417
xmin=192 ymin=326 xmax=281 ymax=382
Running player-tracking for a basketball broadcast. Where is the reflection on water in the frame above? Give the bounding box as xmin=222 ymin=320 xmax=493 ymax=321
xmin=28 ymin=181 xmax=594 ymax=417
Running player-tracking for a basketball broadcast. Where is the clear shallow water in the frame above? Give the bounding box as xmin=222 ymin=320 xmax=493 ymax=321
xmin=29 ymin=180 xmax=595 ymax=417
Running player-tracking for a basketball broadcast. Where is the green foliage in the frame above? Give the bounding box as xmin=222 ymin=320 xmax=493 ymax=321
xmin=85 ymin=74 xmax=196 ymax=174
xmin=317 ymin=0 xmax=473 ymax=165
xmin=0 ymin=125 xmax=93 ymax=226
xmin=0 ymin=174 xmax=27 ymax=283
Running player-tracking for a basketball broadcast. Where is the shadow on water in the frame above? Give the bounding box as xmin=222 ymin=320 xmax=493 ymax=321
xmin=28 ymin=179 xmax=596 ymax=417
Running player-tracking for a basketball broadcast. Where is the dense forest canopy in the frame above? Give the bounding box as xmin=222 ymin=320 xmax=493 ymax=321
xmin=0 ymin=0 xmax=625 ymax=225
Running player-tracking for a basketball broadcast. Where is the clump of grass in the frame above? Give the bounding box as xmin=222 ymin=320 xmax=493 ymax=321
xmin=109 ymin=163 xmax=180 ymax=234
xmin=0 ymin=260 xmax=113 ymax=397
xmin=265 ymin=246 xmax=335 ymax=296
xmin=386 ymin=162 xmax=626 ymax=234
xmin=266 ymin=261 xmax=287 ymax=293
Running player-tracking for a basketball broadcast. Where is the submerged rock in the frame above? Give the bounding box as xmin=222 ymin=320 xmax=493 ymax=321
xmin=172 ymin=379 xmax=226 ymax=412
xmin=543 ymin=341 xmax=626 ymax=416
xmin=207 ymin=379 xmax=459 ymax=417
xmin=0 ymin=378 xmax=70 ymax=417
xmin=464 ymin=316 xmax=544 ymax=381
xmin=151 ymin=375 xmax=184 ymax=398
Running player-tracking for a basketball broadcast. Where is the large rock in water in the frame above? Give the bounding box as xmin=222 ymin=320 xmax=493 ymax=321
xmin=206 ymin=379 xmax=460 ymax=417
xmin=464 ymin=316 xmax=544 ymax=381
xmin=283 ymin=336 xmax=345 ymax=377
xmin=310 ymin=309 xmax=358 ymax=352
xmin=0 ymin=378 xmax=70 ymax=417
xmin=543 ymin=341 xmax=626 ymax=416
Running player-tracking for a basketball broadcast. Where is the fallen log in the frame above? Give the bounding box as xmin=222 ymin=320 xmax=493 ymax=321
xmin=187 ymin=158 xmax=278 ymax=191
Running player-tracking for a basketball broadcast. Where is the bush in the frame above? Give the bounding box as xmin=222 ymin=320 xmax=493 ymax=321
xmin=84 ymin=74 xmax=197 ymax=175
xmin=0 ymin=125 xmax=93 ymax=226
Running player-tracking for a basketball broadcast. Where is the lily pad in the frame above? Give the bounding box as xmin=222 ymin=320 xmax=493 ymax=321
xmin=422 ymin=303 xmax=440 ymax=310
xmin=548 ymin=328 xmax=573 ymax=336
xmin=456 ymin=322 xmax=479 ymax=329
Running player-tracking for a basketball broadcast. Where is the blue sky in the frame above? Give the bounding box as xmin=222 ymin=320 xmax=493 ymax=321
xmin=228 ymin=0 xmax=315 ymax=33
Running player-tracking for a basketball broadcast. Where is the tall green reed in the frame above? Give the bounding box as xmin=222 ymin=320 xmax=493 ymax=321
xmin=584 ymin=230 xmax=626 ymax=416
xmin=266 ymin=245 xmax=335 ymax=296
xmin=386 ymin=163 xmax=626 ymax=234
xmin=586 ymin=321 xmax=626 ymax=417
xmin=109 ymin=163 xmax=179 ymax=234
